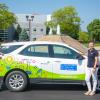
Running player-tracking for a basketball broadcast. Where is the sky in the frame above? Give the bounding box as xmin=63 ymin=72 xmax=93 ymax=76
xmin=0 ymin=0 xmax=100 ymax=31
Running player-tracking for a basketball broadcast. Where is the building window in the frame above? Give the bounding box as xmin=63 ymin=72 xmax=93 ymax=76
xmin=33 ymin=28 xmax=36 ymax=31
xmin=0 ymin=29 xmax=8 ymax=41
xmin=41 ymin=29 xmax=43 ymax=32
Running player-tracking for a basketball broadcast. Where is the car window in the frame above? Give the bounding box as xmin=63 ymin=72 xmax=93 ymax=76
xmin=53 ymin=45 xmax=79 ymax=59
xmin=0 ymin=45 xmax=23 ymax=54
xmin=19 ymin=45 xmax=49 ymax=57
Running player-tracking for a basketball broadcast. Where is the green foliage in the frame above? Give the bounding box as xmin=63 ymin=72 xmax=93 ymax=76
xmin=16 ymin=24 xmax=22 ymax=34
xmin=46 ymin=6 xmax=81 ymax=39
xmin=83 ymin=42 xmax=100 ymax=47
xmin=79 ymin=31 xmax=89 ymax=43
xmin=14 ymin=24 xmax=22 ymax=40
xmin=19 ymin=29 xmax=29 ymax=41
xmin=0 ymin=3 xmax=16 ymax=29
xmin=87 ymin=19 xmax=100 ymax=41
xmin=94 ymin=42 xmax=100 ymax=47
xmin=46 ymin=26 xmax=50 ymax=35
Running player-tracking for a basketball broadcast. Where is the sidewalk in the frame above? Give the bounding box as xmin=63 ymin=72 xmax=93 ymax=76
xmin=95 ymin=46 xmax=100 ymax=50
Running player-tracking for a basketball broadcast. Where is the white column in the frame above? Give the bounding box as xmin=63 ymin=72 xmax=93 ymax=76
xmin=57 ymin=24 xmax=61 ymax=35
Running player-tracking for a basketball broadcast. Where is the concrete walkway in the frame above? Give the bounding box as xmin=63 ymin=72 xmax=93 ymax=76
xmin=95 ymin=46 xmax=100 ymax=50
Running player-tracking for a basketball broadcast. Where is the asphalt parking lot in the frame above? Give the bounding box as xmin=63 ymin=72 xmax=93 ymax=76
xmin=0 ymin=84 xmax=100 ymax=100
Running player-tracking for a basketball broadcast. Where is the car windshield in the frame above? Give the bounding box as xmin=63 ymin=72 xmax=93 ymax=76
xmin=0 ymin=45 xmax=23 ymax=54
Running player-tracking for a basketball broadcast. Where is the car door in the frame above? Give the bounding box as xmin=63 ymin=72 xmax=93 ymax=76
xmin=17 ymin=44 xmax=53 ymax=79
xmin=51 ymin=44 xmax=86 ymax=80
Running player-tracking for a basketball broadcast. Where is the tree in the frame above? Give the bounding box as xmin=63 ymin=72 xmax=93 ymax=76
xmin=87 ymin=19 xmax=100 ymax=41
xmin=46 ymin=6 xmax=81 ymax=39
xmin=79 ymin=31 xmax=89 ymax=43
xmin=0 ymin=3 xmax=16 ymax=29
xmin=14 ymin=24 xmax=22 ymax=40
xmin=19 ymin=29 xmax=29 ymax=41
xmin=46 ymin=26 xmax=50 ymax=35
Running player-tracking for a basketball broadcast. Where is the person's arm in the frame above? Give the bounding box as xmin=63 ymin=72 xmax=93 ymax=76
xmin=93 ymin=51 xmax=99 ymax=72
xmin=93 ymin=56 xmax=98 ymax=69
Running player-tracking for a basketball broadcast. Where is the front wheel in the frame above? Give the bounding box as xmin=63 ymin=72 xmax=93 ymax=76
xmin=5 ymin=71 xmax=28 ymax=92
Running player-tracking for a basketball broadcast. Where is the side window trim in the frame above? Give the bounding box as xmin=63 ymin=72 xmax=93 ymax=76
xmin=48 ymin=44 xmax=54 ymax=58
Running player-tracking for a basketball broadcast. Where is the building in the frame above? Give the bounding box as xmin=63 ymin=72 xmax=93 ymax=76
xmin=16 ymin=14 xmax=47 ymax=41
xmin=0 ymin=13 xmax=50 ymax=42
xmin=0 ymin=26 xmax=15 ymax=42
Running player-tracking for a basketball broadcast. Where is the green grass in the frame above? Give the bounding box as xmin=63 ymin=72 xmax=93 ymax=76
xmin=94 ymin=42 xmax=100 ymax=47
xmin=83 ymin=42 xmax=100 ymax=47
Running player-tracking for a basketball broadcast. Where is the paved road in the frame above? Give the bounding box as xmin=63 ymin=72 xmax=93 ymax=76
xmin=0 ymin=84 xmax=100 ymax=100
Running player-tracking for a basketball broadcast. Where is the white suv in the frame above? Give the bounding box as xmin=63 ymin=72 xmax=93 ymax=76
xmin=0 ymin=41 xmax=100 ymax=91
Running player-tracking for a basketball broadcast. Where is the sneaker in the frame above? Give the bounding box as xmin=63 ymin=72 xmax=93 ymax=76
xmin=84 ymin=91 xmax=91 ymax=95
xmin=89 ymin=91 xmax=96 ymax=96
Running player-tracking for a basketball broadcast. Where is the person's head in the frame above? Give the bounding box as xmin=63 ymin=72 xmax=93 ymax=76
xmin=88 ymin=41 xmax=94 ymax=49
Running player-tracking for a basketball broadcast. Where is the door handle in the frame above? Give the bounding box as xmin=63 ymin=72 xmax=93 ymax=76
xmin=41 ymin=63 xmax=48 ymax=64
xmin=54 ymin=61 xmax=61 ymax=63
xmin=41 ymin=61 xmax=50 ymax=64
xmin=41 ymin=62 xmax=49 ymax=64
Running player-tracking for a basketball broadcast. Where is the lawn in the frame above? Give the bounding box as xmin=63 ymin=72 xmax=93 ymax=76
xmin=83 ymin=42 xmax=100 ymax=47
xmin=95 ymin=42 xmax=100 ymax=47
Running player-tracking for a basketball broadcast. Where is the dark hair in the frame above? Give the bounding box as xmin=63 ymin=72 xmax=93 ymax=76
xmin=89 ymin=41 xmax=95 ymax=44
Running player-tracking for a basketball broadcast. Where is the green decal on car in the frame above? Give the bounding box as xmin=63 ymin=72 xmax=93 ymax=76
xmin=0 ymin=59 xmax=85 ymax=80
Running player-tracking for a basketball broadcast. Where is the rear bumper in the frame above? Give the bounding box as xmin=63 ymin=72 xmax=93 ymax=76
xmin=0 ymin=77 xmax=4 ymax=89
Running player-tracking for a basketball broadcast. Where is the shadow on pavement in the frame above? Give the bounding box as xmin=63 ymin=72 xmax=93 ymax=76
xmin=0 ymin=84 xmax=86 ymax=91
xmin=1 ymin=84 xmax=100 ymax=94
xmin=28 ymin=84 xmax=86 ymax=91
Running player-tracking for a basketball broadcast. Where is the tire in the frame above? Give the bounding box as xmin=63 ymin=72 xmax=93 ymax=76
xmin=97 ymin=76 xmax=100 ymax=91
xmin=5 ymin=71 xmax=28 ymax=92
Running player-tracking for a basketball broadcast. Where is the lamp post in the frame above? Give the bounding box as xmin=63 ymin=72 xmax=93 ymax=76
xmin=26 ymin=15 xmax=34 ymax=41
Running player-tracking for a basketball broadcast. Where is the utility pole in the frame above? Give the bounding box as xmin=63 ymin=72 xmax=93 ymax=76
xmin=26 ymin=15 xmax=34 ymax=41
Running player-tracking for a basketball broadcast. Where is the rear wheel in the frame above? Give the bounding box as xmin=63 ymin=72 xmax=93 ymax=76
xmin=5 ymin=71 xmax=28 ymax=92
xmin=97 ymin=76 xmax=100 ymax=91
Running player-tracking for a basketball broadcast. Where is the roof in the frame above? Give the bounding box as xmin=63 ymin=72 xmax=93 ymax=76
xmin=37 ymin=35 xmax=87 ymax=54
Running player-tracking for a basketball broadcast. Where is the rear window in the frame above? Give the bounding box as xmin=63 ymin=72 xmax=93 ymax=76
xmin=0 ymin=45 xmax=23 ymax=54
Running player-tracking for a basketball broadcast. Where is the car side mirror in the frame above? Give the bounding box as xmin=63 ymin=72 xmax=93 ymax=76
xmin=76 ymin=54 xmax=84 ymax=60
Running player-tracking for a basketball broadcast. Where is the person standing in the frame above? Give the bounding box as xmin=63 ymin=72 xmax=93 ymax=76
xmin=84 ymin=41 xmax=99 ymax=96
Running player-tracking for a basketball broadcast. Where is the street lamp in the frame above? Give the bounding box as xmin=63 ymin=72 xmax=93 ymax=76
xmin=26 ymin=15 xmax=34 ymax=41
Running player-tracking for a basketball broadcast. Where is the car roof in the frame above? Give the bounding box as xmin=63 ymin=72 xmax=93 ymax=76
xmin=1 ymin=41 xmax=69 ymax=46
xmin=1 ymin=41 xmax=84 ymax=55
xmin=29 ymin=41 xmax=71 ymax=48
xmin=1 ymin=41 xmax=34 ymax=46
xmin=1 ymin=41 xmax=80 ymax=53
